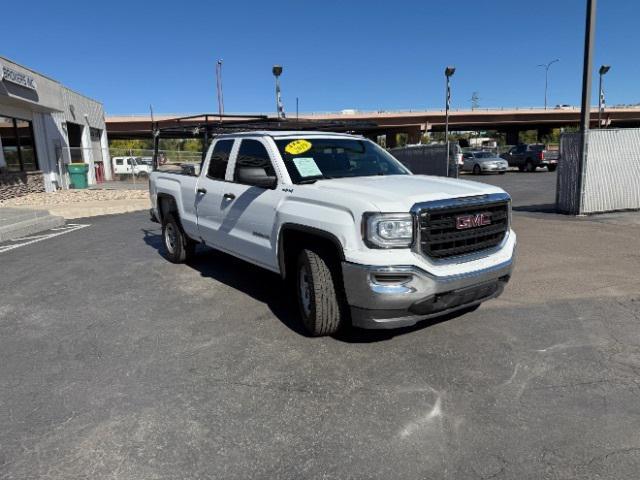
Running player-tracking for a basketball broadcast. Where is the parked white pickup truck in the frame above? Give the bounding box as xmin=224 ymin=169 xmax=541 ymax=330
xmin=113 ymin=156 xmax=153 ymax=177
xmin=149 ymin=131 xmax=516 ymax=336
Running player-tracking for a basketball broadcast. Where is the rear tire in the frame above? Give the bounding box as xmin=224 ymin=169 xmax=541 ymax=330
xmin=547 ymin=164 xmax=557 ymax=172
xmin=162 ymin=213 xmax=196 ymax=263
xmin=296 ymin=248 xmax=344 ymax=336
xmin=499 ymin=171 xmax=506 ymax=175
xmin=473 ymin=164 xmax=481 ymax=175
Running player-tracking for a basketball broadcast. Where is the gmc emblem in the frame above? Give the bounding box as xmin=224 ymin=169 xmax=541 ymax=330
xmin=456 ymin=213 xmax=492 ymax=230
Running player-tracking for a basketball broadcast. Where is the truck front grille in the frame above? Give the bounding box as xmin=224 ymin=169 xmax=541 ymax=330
xmin=417 ymin=196 xmax=510 ymax=259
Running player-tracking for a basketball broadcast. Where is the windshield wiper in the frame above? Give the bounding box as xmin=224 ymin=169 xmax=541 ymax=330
xmin=297 ymin=175 xmax=334 ymax=185
xmin=297 ymin=178 xmax=319 ymax=184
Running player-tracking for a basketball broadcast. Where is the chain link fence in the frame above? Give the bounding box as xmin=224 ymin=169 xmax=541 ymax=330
xmin=108 ymin=149 xmax=203 ymax=179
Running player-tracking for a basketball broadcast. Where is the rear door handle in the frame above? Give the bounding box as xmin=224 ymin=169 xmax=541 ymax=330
xmin=197 ymin=187 xmax=207 ymax=194
xmin=223 ymin=193 xmax=236 ymax=201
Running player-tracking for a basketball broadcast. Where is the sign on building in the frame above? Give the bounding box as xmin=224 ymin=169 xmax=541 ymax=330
xmin=0 ymin=63 xmax=38 ymax=90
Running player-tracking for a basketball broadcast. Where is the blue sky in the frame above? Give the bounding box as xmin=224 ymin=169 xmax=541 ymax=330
xmin=3 ymin=0 xmax=639 ymax=114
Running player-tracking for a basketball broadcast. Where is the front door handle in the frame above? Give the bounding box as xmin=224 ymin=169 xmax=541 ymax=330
xmin=223 ymin=193 xmax=236 ymax=201
xmin=197 ymin=187 xmax=207 ymax=194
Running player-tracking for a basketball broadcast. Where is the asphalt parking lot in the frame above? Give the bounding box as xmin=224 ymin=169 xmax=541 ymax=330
xmin=2 ymin=171 xmax=640 ymax=479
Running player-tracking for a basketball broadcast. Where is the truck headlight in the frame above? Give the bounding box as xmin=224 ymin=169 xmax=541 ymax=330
xmin=363 ymin=213 xmax=414 ymax=248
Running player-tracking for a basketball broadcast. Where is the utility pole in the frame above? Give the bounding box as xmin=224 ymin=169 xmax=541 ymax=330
xmin=538 ymin=59 xmax=559 ymax=110
xmin=444 ymin=66 xmax=456 ymax=177
xmin=598 ymin=65 xmax=610 ymax=128
xmin=273 ymin=65 xmax=286 ymax=120
xmin=577 ymin=0 xmax=597 ymax=215
xmin=216 ymin=59 xmax=224 ymax=123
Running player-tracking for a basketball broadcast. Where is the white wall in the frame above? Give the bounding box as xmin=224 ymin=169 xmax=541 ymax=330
xmin=582 ymin=129 xmax=640 ymax=213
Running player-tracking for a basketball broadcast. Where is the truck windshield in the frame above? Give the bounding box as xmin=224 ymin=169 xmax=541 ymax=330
xmin=274 ymin=138 xmax=410 ymax=184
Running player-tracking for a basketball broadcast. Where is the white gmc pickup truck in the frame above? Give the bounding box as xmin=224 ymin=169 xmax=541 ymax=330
xmin=149 ymin=131 xmax=516 ymax=336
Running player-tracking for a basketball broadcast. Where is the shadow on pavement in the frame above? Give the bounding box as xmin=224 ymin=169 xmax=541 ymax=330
xmin=141 ymin=227 xmax=466 ymax=343
xmin=141 ymin=227 xmax=308 ymax=337
xmin=512 ymin=203 xmax=558 ymax=213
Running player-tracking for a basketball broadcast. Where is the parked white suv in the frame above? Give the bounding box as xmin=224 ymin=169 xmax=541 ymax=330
xmin=149 ymin=131 xmax=516 ymax=336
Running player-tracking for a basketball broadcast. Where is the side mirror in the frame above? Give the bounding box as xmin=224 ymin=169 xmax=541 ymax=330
xmin=237 ymin=167 xmax=277 ymax=189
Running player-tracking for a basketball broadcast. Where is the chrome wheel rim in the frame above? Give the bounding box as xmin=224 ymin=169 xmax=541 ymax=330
xmin=165 ymin=223 xmax=177 ymax=254
xmin=299 ymin=264 xmax=312 ymax=317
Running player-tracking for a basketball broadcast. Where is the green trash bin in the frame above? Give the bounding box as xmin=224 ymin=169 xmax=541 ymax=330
xmin=67 ymin=163 xmax=89 ymax=189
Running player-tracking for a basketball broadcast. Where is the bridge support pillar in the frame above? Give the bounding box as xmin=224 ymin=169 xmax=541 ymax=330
xmin=385 ymin=132 xmax=397 ymax=148
xmin=407 ymin=127 xmax=422 ymax=145
xmin=537 ymin=126 xmax=552 ymax=141
xmin=505 ymin=129 xmax=519 ymax=145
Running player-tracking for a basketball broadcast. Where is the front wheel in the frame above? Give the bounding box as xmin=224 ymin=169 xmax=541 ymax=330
xmin=162 ymin=213 xmax=196 ymax=263
xmin=296 ymin=249 xmax=344 ymax=336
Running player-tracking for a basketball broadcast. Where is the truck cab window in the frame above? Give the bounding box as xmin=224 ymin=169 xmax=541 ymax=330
xmin=207 ymin=140 xmax=234 ymax=180
xmin=234 ymin=139 xmax=276 ymax=183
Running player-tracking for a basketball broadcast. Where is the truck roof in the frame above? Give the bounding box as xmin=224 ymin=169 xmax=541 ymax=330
xmin=213 ymin=130 xmax=363 ymax=139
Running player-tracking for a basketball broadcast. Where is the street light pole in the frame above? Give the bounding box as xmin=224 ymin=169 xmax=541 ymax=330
xmin=537 ymin=59 xmax=559 ymax=110
xmin=272 ymin=65 xmax=285 ymax=120
xmin=444 ymin=66 xmax=456 ymax=177
xmin=216 ymin=59 xmax=224 ymax=123
xmin=598 ymin=65 xmax=610 ymax=128
xmin=577 ymin=0 xmax=597 ymax=215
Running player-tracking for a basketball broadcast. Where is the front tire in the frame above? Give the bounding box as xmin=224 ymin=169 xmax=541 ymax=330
xmin=162 ymin=213 xmax=196 ymax=263
xmin=296 ymin=249 xmax=344 ymax=336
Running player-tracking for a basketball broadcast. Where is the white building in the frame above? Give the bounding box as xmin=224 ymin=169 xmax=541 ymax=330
xmin=0 ymin=56 xmax=111 ymax=200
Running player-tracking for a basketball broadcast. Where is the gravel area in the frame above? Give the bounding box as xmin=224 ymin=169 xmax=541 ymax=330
xmin=0 ymin=189 xmax=149 ymax=207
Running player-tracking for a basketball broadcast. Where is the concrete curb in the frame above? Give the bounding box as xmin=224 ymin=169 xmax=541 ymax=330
xmin=7 ymin=199 xmax=151 ymax=220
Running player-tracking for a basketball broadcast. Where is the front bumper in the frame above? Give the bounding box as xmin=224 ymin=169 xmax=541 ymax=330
xmin=481 ymin=163 xmax=508 ymax=172
xmin=342 ymin=258 xmax=513 ymax=329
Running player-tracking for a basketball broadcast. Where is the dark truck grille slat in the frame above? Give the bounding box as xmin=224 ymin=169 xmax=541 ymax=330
xmin=418 ymin=199 xmax=509 ymax=258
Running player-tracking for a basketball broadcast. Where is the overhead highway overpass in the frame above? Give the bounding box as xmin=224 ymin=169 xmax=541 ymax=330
xmin=106 ymin=106 xmax=640 ymax=146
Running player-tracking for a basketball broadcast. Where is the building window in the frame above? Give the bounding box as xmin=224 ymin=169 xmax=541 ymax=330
xmin=0 ymin=115 xmax=39 ymax=172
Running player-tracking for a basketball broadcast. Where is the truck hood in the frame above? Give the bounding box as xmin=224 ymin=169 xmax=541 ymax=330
xmin=311 ymin=174 xmax=505 ymax=211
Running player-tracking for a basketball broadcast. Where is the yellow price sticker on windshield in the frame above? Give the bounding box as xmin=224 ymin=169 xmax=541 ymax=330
xmin=284 ymin=139 xmax=312 ymax=155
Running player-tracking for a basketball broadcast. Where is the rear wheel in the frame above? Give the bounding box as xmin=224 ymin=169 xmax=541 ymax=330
xmin=473 ymin=164 xmax=481 ymax=175
xmin=296 ymin=248 xmax=344 ymax=336
xmin=547 ymin=164 xmax=557 ymax=172
xmin=499 ymin=171 xmax=506 ymax=175
xmin=162 ymin=213 xmax=196 ymax=263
